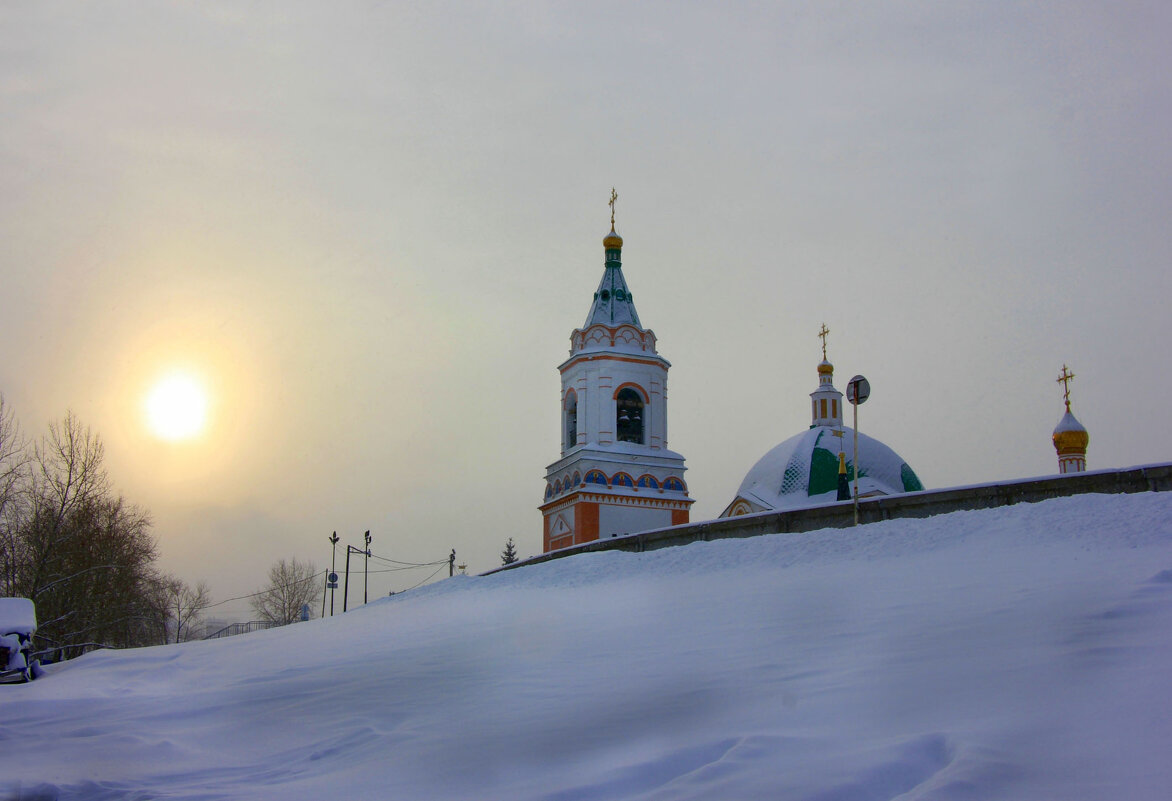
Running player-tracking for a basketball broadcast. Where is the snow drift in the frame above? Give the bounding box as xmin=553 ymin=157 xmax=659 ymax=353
xmin=2 ymin=492 xmax=1171 ymax=800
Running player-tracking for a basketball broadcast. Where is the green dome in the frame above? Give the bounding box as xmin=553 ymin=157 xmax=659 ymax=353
xmin=732 ymin=426 xmax=922 ymax=512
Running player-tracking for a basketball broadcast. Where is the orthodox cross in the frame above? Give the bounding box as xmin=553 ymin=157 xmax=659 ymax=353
xmin=1057 ymin=364 xmax=1075 ymax=411
xmin=609 ymin=187 xmax=618 ymax=230
xmin=818 ymin=323 xmax=830 ymax=360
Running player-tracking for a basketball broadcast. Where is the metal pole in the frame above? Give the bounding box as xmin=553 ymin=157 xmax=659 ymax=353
xmin=343 ymin=546 xmax=352 ymax=613
xmin=449 ymin=549 xmax=456 ymax=578
xmin=364 ymin=530 xmax=371 ymax=605
xmin=853 ymin=399 xmax=859 ymax=526
xmin=329 ymin=532 xmax=339 ymax=617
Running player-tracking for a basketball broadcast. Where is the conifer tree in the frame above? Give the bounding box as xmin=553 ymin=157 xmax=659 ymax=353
xmin=500 ymin=537 xmax=518 ymax=565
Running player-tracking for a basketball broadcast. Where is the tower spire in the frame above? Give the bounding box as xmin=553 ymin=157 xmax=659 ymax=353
xmin=810 ymin=324 xmax=843 ymax=428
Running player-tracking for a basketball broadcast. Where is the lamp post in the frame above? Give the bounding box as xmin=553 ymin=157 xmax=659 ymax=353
xmin=364 ymin=530 xmax=372 ymax=605
xmin=328 ymin=531 xmax=339 ymax=617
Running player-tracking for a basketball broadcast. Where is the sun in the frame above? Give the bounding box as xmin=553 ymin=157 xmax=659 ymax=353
xmin=144 ymin=372 xmax=209 ymax=441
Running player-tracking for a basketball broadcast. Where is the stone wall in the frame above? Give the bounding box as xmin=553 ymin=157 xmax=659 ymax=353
xmin=492 ymin=463 xmax=1172 ymax=573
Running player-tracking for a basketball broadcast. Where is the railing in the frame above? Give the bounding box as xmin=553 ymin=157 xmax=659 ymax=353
xmin=203 ymin=621 xmax=278 ymax=640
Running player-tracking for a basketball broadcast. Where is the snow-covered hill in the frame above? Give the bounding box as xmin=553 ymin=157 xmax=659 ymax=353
xmin=3 ymin=493 xmax=1172 ymax=800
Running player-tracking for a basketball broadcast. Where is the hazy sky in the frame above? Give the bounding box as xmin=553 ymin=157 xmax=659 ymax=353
xmin=3 ymin=2 xmax=1169 ymax=619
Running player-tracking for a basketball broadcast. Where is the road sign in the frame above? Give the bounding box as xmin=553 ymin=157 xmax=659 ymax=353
xmin=328 ymin=572 xmax=338 ymax=583
xmin=326 ymin=581 xmax=338 ymax=589
xmin=847 ymin=375 xmax=870 ymax=405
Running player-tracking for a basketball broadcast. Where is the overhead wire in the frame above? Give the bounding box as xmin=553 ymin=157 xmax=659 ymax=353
xmin=204 ymin=552 xmax=451 ymax=610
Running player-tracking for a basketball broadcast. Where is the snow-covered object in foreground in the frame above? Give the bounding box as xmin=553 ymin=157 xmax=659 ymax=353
xmin=0 ymin=597 xmax=38 ymax=682
xmin=0 ymin=597 xmax=36 ymax=637
xmin=1 ymin=493 xmax=1171 ymax=800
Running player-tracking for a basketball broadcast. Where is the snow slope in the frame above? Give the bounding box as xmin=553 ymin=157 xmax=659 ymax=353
xmin=2 ymin=493 xmax=1171 ymax=800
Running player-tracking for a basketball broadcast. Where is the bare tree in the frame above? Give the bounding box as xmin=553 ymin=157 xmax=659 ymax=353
xmin=251 ymin=558 xmax=321 ymax=626
xmin=157 ymin=576 xmax=212 ymax=643
xmin=0 ymin=395 xmax=30 ymax=597
xmin=0 ymin=407 xmax=166 ymax=656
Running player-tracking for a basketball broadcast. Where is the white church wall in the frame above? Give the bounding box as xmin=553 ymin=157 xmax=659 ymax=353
xmin=599 ymin=504 xmax=672 ymax=538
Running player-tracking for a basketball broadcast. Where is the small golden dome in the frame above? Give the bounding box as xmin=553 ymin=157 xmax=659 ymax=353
xmin=1052 ymin=410 xmax=1089 ymax=455
xmin=1053 ymin=428 xmax=1089 ymax=455
xmin=817 ymin=359 xmax=834 ymax=376
xmin=603 ymin=229 xmax=623 ymax=250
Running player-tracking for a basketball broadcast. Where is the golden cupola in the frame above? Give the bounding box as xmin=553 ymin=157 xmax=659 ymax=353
xmin=1052 ymin=365 xmax=1089 ymax=474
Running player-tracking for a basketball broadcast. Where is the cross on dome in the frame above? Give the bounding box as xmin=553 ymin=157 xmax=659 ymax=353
xmin=818 ymin=323 xmax=830 ymax=360
xmin=1057 ymin=364 xmax=1075 ymax=411
xmin=609 ymin=187 xmax=618 ymax=231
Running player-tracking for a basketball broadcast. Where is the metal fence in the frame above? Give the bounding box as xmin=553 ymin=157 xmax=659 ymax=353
xmin=203 ymin=621 xmax=278 ymax=640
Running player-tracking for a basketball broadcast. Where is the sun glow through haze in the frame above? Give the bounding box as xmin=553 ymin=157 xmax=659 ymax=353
xmin=144 ymin=372 xmax=209 ymax=441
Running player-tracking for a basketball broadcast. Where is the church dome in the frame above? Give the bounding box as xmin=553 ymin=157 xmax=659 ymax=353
xmin=729 ymin=426 xmax=923 ymax=513
xmin=603 ymin=229 xmax=623 ymax=249
xmin=1052 ymin=410 xmax=1089 ymax=455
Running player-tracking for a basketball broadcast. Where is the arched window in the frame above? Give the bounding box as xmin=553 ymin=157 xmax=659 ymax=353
xmin=585 ymin=470 xmax=608 ymax=485
xmin=554 ymin=479 xmax=562 ymax=495
xmin=544 ymin=484 xmax=553 ymax=500
xmin=664 ymin=477 xmax=686 ymax=492
xmin=616 ymin=387 xmax=644 ymax=444
xmin=637 ymin=475 xmax=659 ymax=489
xmin=564 ymin=390 xmax=578 ymax=450
xmin=571 ymin=471 xmax=581 ymax=487
xmin=612 ymin=472 xmax=634 ymax=488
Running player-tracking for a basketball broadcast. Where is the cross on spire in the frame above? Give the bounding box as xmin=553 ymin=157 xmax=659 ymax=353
xmin=818 ymin=323 xmax=830 ymax=360
xmin=1057 ymin=364 xmax=1075 ymax=411
xmin=609 ymin=187 xmax=618 ymax=231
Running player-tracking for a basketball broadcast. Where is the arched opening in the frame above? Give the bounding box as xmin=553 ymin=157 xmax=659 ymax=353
xmin=616 ymin=387 xmax=644 ymax=444
xmin=564 ymin=390 xmax=578 ymax=450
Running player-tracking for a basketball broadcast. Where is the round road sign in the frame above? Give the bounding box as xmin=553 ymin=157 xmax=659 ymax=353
xmin=847 ymin=375 xmax=870 ymax=405
xmin=328 ymin=572 xmax=338 ymax=583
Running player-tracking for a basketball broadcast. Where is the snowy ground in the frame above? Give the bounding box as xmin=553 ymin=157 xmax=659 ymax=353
xmin=2 ymin=492 xmax=1171 ymax=800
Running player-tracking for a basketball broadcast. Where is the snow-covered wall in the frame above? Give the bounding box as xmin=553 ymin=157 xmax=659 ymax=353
xmin=513 ymin=462 xmax=1172 ymax=573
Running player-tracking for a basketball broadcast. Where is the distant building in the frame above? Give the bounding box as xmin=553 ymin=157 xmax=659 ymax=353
xmin=540 ymin=197 xmax=692 ymax=552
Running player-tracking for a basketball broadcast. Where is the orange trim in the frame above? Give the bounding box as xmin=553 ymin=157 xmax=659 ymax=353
xmin=612 ymin=382 xmax=649 ymax=402
xmin=563 ymin=388 xmax=577 ymax=408
xmin=575 ymin=502 xmax=599 ymax=545
xmin=671 ymin=509 xmax=689 ymax=526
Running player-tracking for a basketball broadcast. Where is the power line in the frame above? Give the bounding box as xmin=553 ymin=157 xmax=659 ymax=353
xmin=203 ymin=570 xmax=326 ymax=609
xmin=401 ymin=563 xmax=448 ymax=592
xmin=367 ymin=552 xmax=447 ymax=568
xmin=205 ymin=548 xmax=452 ymax=612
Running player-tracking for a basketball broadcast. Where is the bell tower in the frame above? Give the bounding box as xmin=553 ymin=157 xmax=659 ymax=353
xmin=540 ymin=191 xmax=693 ymax=552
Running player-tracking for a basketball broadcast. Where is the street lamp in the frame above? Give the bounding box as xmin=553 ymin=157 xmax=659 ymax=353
xmin=364 ymin=530 xmax=372 ymax=605
xmin=328 ymin=532 xmax=340 ymax=617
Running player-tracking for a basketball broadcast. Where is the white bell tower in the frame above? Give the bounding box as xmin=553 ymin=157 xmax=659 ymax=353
xmin=540 ymin=192 xmax=693 ymax=552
